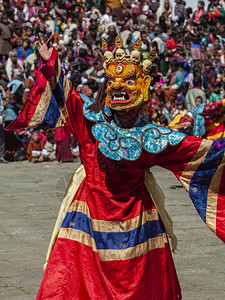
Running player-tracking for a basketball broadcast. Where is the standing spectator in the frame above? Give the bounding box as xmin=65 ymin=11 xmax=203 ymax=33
xmin=0 ymin=90 xmax=7 ymax=163
xmin=193 ymin=1 xmax=205 ymax=25
xmin=55 ymin=128 xmax=73 ymax=163
xmin=186 ymin=77 xmax=206 ymax=112
xmin=171 ymin=0 xmax=187 ymax=25
xmin=0 ymin=14 xmax=12 ymax=61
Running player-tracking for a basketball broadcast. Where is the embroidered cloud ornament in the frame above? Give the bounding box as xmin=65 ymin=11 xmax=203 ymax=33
xmin=81 ymin=93 xmax=186 ymax=161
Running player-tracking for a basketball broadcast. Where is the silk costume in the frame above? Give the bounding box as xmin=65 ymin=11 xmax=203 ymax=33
xmin=6 ymin=48 xmax=225 ymax=300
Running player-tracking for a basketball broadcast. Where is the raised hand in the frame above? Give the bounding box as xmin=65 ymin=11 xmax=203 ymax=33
xmin=35 ymin=33 xmax=53 ymax=62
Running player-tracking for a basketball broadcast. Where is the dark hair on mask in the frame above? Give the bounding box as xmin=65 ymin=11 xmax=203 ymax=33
xmin=88 ymin=78 xmax=108 ymax=113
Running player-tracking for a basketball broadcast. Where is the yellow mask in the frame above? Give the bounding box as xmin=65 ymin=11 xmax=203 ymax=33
xmin=102 ymin=35 xmax=156 ymax=112
xmin=105 ymin=62 xmax=151 ymax=111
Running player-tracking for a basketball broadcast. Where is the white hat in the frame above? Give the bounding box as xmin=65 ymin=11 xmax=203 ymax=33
xmin=68 ymin=24 xmax=78 ymax=32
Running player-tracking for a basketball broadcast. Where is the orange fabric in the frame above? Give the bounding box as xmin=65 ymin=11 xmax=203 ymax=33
xmin=26 ymin=140 xmax=44 ymax=161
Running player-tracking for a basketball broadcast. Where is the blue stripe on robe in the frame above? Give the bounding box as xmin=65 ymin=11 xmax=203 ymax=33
xmin=61 ymin=211 xmax=164 ymax=250
xmin=189 ymin=139 xmax=225 ymax=222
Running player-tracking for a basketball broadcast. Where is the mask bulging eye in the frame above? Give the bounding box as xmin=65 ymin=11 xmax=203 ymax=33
xmin=108 ymin=80 xmax=114 ymax=86
xmin=126 ymin=79 xmax=135 ymax=85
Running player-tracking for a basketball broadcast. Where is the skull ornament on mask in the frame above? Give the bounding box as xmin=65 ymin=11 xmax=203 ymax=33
xmin=103 ymin=51 xmax=113 ymax=69
xmin=143 ymin=60 xmax=152 ymax=74
xmin=130 ymin=50 xmax=141 ymax=64
xmin=115 ymin=48 xmax=125 ymax=63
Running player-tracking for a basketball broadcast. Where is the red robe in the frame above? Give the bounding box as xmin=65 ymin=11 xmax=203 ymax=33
xmin=5 ymin=48 xmax=225 ymax=300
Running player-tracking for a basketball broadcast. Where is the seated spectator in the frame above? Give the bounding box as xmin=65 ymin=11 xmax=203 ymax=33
xmin=165 ymin=30 xmax=180 ymax=58
xmin=44 ymin=133 xmax=56 ymax=161
xmin=5 ymin=50 xmax=25 ymax=81
xmin=208 ymin=0 xmax=225 ymax=25
xmin=17 ymin=38 xmax=32 ymax=61
xmin=176 ymin=82 xmax=189 ymax=107
xmin=62 ymin=49 xmax=75 ymax=73
xmin=100 ymin=6 xmax=112 ymax=31
xmin=85 ymin=59 xmax=105 ymax=85
xmin=77 ymin=46 xmax=89 ymax=73
xmin=26 ymin=130 xmax=47 ymax=163
xmin=152 ymin=82 xmax=165 ymax=108
xmin=162 ymin=100 xmax=174 ymax=124
xmin=202 ymin=61 xmax=217 ymax=91
xmin=195 ymin=96 xmax=204 ymax=107
xmin=164 ymin=60 xmax=184 ymax=103
xmin=209 ymin=81 xmax=223 ymax=103
xmin=212 ymin=52 xmax=222 ymax=73
xmin=0 ymin=110 xmax=7 ymax=163
xmin=172 ymin=100 xmax=187 ymax=119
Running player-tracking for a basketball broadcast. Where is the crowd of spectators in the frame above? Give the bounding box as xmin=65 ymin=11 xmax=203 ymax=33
xmin=0 ymin=0 xmax=225 ymax=163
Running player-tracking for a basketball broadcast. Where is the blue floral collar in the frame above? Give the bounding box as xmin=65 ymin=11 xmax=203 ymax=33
xmin=80 ymin=93 xmax=186 ymax=161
